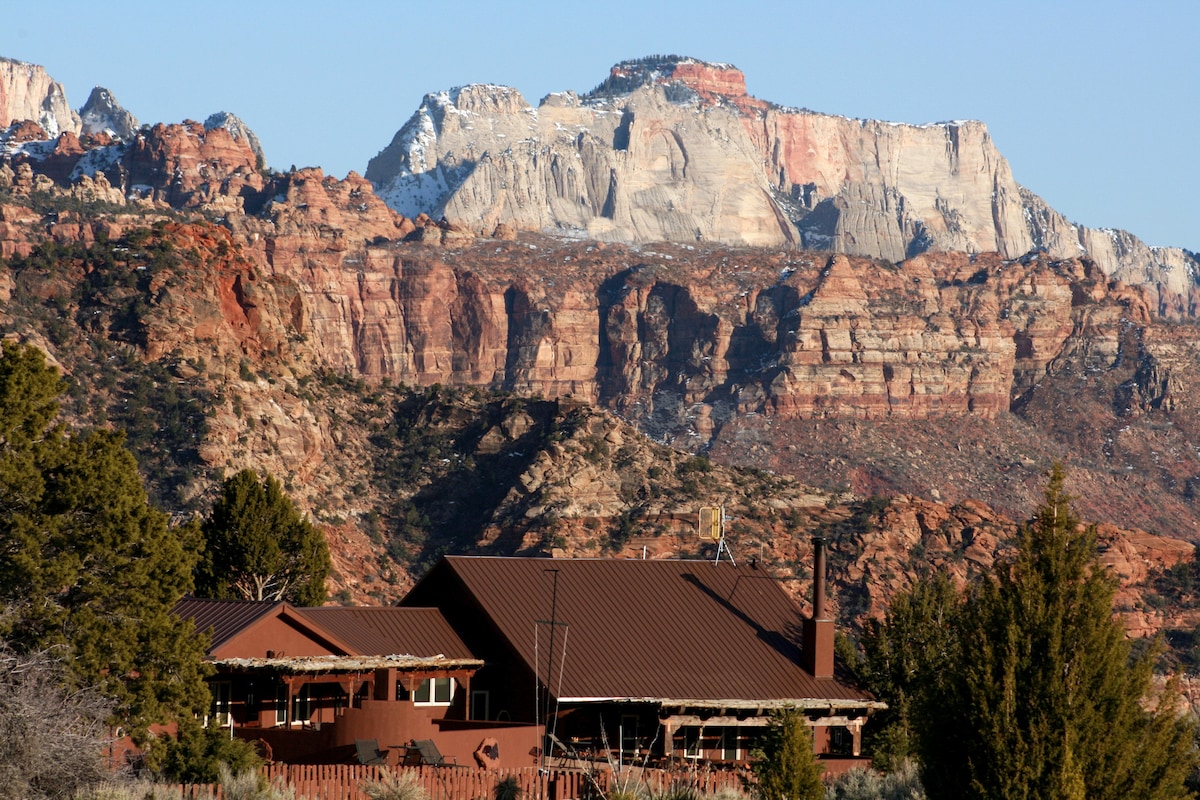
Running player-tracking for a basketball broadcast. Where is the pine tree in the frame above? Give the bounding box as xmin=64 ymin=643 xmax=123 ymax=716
xmin=915 ymin=465 xmax=1196 ymax=800
xmin=753 ymin=707 xmax=825 ymax=800
xmin=0 ymin=341 xmax=211 ymax=742
xmin=197 ymin=468 xmax=331 ymax=605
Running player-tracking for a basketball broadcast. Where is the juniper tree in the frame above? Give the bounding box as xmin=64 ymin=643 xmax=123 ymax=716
xmin=914 ymin=465 xmax=1195 ymax=800
xmin=197 ymin=468 xmax=331 ymax=605
xmin=752 ymin=707 xmax=825 ymax=800
xmin=0 ymin=341 xmax=210 ymax=743
xmin=859 ymin=570 xmax=959 ymax=770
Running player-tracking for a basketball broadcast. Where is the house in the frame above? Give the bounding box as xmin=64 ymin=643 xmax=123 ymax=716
xmin=400 ymin=539 xmax=884 ymax=770
xmin=173 ymin=598 xmax=543 ymax=765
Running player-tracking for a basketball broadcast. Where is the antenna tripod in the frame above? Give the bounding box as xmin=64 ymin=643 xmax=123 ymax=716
xmin=699 ymin=505 xmax=736 ymax=566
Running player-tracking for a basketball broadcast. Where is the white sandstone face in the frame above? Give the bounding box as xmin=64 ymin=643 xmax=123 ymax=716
xmin=0 ymin=57 xmax=81 ymax=136
xmin=364 ymin=58 xmax=1198 ymax=317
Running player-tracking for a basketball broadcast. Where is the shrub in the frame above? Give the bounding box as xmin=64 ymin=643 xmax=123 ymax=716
xmin=0 ymin=645 xmax=113 ymax=800
xmin=152 ymin=720 xmax=263 ymax=784
xmin=74 ymin=781 xmax=183 ymax=800
xmin=494 ymin=775 xmax=522 ymax=800
xmin=362 ymin=770 xmax=430 ymax=800
xmin=824 ymin=761 xmax=925 ymax=800
xmin=752 ymin=708 xmax=823 ymax=800
xmin=218 ymin=763 xmax=295 ymax=800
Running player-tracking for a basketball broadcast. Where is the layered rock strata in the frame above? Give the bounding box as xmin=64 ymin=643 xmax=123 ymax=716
xmin=367 ymin=56 xmax=1199 ymax=318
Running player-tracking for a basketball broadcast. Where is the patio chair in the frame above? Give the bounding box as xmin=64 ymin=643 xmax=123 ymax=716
xmin=355 ymin=738 xmax=387 ymax=766
xmin=411 ymin=738 xmax=457 ymax=766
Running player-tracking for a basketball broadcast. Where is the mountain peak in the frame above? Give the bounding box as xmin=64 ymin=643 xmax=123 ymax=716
xmin=585 ymin=55 xmax=751 ymax=104
xmin=79 ymin=86 xmax=139 ymax=141
xmin=204 ymin=111 xmax=267 ymax=170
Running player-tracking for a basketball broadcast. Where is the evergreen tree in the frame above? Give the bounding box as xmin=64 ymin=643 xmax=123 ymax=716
xmin=752 ymin=707 xmax=825 ymax=800
xmin=197 ymin=468 xmax=331 ymax=605
xmin=859 ymin=571 xmax=958 ymax=770
xmin=914 ymin=465 xmax=1196 ymax=800
xmin=0 ymin=341 xmax=210 ymax=742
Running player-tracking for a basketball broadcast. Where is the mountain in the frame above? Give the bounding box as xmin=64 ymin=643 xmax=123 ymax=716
xmin=367 ymin=56 xmax=1200 ymax=319
xmin=79 ymin=86 xmax=139 ymax=140
xmin=2 ymin=55 xmax=1200 ymax=657
xmin=0 ymin=56 xmax=80 ymax=136
xmin=205 ymin=111 xmax=267 ymax=170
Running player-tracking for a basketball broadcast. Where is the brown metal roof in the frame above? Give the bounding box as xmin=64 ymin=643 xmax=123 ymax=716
xmin=173 ymin=597 xmax=284 ymax=654
xmin=294 ymin=607 xmax=474 ymax=659
xmin=410 ymin=556 xmax=876 ymax=706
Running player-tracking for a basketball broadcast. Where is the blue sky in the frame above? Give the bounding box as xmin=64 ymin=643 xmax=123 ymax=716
xmin=3 ymin=0 xmax=1195 ymax=250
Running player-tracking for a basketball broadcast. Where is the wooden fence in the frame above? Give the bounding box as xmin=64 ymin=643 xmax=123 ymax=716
xmin=163 ymin=762 xmax=750 ymax=800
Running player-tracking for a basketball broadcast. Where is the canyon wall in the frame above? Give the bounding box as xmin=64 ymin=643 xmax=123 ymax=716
xmin=366 ymin=57 xmax=1199 ymax=318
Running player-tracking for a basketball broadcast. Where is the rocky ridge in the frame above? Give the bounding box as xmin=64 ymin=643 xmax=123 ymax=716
xmin=367 ymin=56 xmax=1199 ymax=319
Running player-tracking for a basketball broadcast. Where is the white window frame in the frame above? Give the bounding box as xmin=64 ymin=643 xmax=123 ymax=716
xmin=211 ymin=681 xmax=232 ymax=727
xmin=718 ymin=727 xmax=740 ymax=760
xmin=413 ymin=676 xmax=455 ymax=706
xmin=274 ymin=685 xmax=288 ymax=726
xmin=682 ymin=726 xmax=702 ymax=759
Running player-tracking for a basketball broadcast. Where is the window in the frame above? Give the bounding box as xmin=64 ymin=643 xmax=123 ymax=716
xmin=682 ymin=726 xmax=701 ymax=759
xmin=292 ymin=685 xmax=312 ymax=724
xmin=413 ymin=677 xmax=454 ymax=705
xmin=828 ymin=725 xmax=854 ymax=756
xmin=211 ymin=681 xmax=231 ymax=727
xmin=718 ymin=727 xmax=740 ymax=760
xmin=621 ymin=715 xmax=640 ymax=757
xmin=396 ymin=680 xmax=410 ymax=701
xmin=274 ymin=685 xmax=288 ymax=726
xmin=471 ymin=690 xmax=489 ymax=720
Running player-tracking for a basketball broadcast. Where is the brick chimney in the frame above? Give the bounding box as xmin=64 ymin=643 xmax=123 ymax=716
xmin=802 ymin=535 xmax=834 ymax=678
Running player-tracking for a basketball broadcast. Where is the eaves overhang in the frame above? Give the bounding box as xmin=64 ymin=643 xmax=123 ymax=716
xmin=555 ymin=696 xmax=887 ymax=712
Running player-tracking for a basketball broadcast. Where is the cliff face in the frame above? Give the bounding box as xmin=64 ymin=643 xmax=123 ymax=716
xmin=366 ymin=82 xmax=794 ymax=247
xmin=0 ymin=57 xmax=80 ymax=136
xmin=367 ymin=57 xmax=1199 ymax=318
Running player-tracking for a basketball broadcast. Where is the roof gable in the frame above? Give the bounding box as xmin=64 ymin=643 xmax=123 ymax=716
xmin=173 ymin=597 xmax=358 ymax=659
xmin=173 ymin=597 xmax=284 ymax=653
xmin=294 ymin=607 xmax=473 ymax=659
xmin=405 ymin=556 xmax=873 ymax=704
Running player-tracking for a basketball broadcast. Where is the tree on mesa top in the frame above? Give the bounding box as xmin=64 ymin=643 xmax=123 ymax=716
xmin=196 ymin=468 xmax=331 ymax=605
xmin=910 ymin=465 xmax=1196 ymax=799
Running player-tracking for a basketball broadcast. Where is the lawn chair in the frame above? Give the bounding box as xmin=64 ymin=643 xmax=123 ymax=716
xmin=355 ymin=738 xmax=387 ymax=766
xmin=411 ymin=738 xmax=457 ymax=766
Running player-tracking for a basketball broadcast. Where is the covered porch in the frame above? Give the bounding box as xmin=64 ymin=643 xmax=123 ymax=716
xmin=207 ymin=654 xmax=542 ymax=767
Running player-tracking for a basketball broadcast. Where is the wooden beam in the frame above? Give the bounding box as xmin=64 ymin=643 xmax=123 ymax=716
xmin=664 ymin=714 xmax=867 ymax=728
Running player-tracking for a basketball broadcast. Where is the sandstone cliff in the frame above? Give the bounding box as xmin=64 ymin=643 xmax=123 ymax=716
xmin=0 ymin=57 xmax=80 ymax=136
xmin=366 ymin=82 xmax=793 ymax=247
xmin=367 ymin=56 xmax=1199 ymax=318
